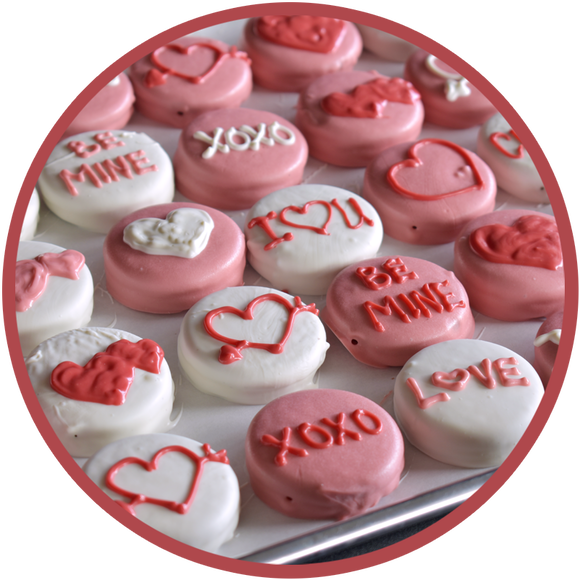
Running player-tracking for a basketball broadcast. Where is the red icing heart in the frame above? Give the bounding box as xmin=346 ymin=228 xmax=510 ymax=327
xmin=431 ymin=368 xmax=470 ymax=391
xmin=387 ymin=139 xmax=485 ymax=200
xmin=204 ymin=294 xmax=319 ymax=364
xmin=106 ymin=444 xmax=229 ymax=516
xmin=490 ymin=130 xmax=525 ymax=159
xmin=146 ymin=42 xmax=248 ymax=87
xmin=321 ymin=77 xmax=421 ymax=118
xmin=50 ymin=339 xmax=164 ymax=405
xmin=256 ymin=15 xmax=346 ymax=53
xmin=278 ymin=200 xmax=333 ymax=235
xmin=469 ymin=214 xmax=562 ymax=270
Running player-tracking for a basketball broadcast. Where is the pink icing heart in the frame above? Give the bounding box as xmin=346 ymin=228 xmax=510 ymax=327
xmin=321 ymin=77 xmax=421 ymax=118
xmin=278 ymin=200 xmax=333 ymax=235
xmin=386 ymin=139 xmax=485 ymax=200
xmin=204 ymin=293 xmax=319 ymax=364
xmin=469 ymin=214 xmax=562 ymax=270
xmin=256 ymin=15 xmax=346 ymax=53
xmin=50 ymin=339 xmax=164 ymax=405
xmin=431 ymin=368 xmax=470 ymax=391
xmin=145 ymin=42 xmax=249 ymax=87
xmin=106 ymin=444 xmax=229 ymax=516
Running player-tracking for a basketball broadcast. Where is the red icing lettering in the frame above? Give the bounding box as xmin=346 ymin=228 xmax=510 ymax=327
xmin=261 ymin=427 xmax=308 ymax=466
xmin=409 ymin=284 xmax=445 ymax=316
xmin=321 ymin=77 xmax=421 ymax=118
xmin=50 ymin=339 xmax=164 ymax=405
xmin=146 ymin=42 xmax=250 ymax=87
xmin=93 ymin=162 xmax=112 ymax=184
xmin=126 ymin=150 xmax=158 ymax=175
xmin=256 ymin=15 xmax=346 ymax=53
xmin=330 ymin=197 xmax=374 ymax=229
xmin=106 ymin=444 xmax=229 ymax=516
xmin=298 ymin=422 xmax=334 ymax=449
xmin=383 ymin=257 xmax=418 ymax=284
xmin=351 ymin=409 xmax=383 ymax=434
xmin=364 ymin=296 xmax=412 ymax=331
xmin=94 ymin=131 xmax=125 ymax=150
xmin=493 ymin=357 xmax=531 ymax=387
xmin=406 ymin=377 xmax=451 ymax=409
xmin=355 ymin=266 xmax=392 ymax=291
xmin=204 ymin=294 xmax=319 ymax=364
xmin=469 ymin=214 xmax=562 ymax=270
xmin=59 ymin=164 xmax=103 ymax=196
xmin=247 ymin=211 xmax=294 ymax=250
xmin=102 ymin=156 xmax=133 ymax=181
xmin=428 ymin=280 xmax=465 ymax=311
xmin=67 ymin=140 xmax=100 ymax=158
xmin=431 ymin=368 xmax=470 ymax=391
xmin=15 ymin=250 xmax=85 ymax=312
xmin=279 ymin=200 xmax=333 ymax=235
xmin=490 ymin=130 xmax=525 ymax=159
xmin=386 ymin=139 xmax=485 ymax=200
xmin=467 ymin=358 xmax=496 ymax=389
xmin=321 ymin=413 xmax=362 ymax=445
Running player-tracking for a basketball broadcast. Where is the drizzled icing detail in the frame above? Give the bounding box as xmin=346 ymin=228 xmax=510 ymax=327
xmin=204 ymin=294 xmax=319 ymax=364
xmin=256 ymin=15 xmax=346 ymax=53
xmin=145 ymin=42 xmax=250 ymax=87
xmin=106 ymin=444 xmax=229 ymax=515
xmin=386 ymin=139 xmax=485 ymax=200
xmin=469 ymin=214 xmax=562 ymax=270
xmin=194 ymin=121 xmax=295 ymax=159
xmin=123 ymin=208 xmax=214 ymax=259
xmin=59 ymin=132 xmax=158 ymax=196
xmin=260 ymin=409 xmax=383 ymax=465
xmin=407 ymin=356 xmax=531 ymax=409
xmin=50 ymin=339 xmax=164 ymax=405
xmin=247 ymin=197 xmax=374 ymax=251
xmin=534 ymin=329 xmax=561 ymax=347
xmin=15 ymin=250 xmax=85 ymax=312
xmin=321 ymin=77 xmax=421 ymax=118
xmin=425 ymin=54 xmax=471 ymax=102
xmin=490 ymin=129 xmax=525 ymax=159
xmin=356 ymin=257 xmax=464 ymax=332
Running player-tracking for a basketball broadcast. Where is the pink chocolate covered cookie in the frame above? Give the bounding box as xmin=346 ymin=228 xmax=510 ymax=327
xmin=103 ymin=202 xmax=246 ymax=314
xmin=129 ymin=36 xmax=252 ymax=128
xmin=63 ymin=73 xmax=135 ymax=139
xmin=242 ymin=16 xmax=362 ymax=92
xmin=322 ymin=255 xmax=474 ymax=367
xmin=245 ymin=389 xmax=404 ymax=520
xmin=454 ymin=209 xmax=564 ymax=321
xmin=173 ymin=108 xmax=308 ymax=210
xmin=295 ymin=70 xmax=424 ymax=167
xmin=533 ymin=310 xmax=563 ymax=387
xmin=404 ymin=49 xmax=495 ymax=129
xmin=363 ymin=138 xmax=496 ymax=245
xmin=356 ymin=24 xmax=417 ymax=62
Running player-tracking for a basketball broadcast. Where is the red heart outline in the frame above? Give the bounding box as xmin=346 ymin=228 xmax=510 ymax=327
xmin=50 ymin=339 xmax=164 ymax=405
xmin=279 ymin=200 xmax=333 ymax=235
xmin=106 ymin=444 xmax=229 ymax=516
xmin=203 ymin=293 xmax=319 ymax=364
xmin=146 ymin=42 xmax=249 ymax=87
xmin=386 ymin=138 xmax=485 ymax=200
xmin=256 ymin=15 xmax=346 ymax=53
xmin=490 ymin=130 xmax=525 ymax=159
xmin=469 ymin=214 xmax=562 ymax=270
xmin=431 ymin=368 xmax=470 ymax=391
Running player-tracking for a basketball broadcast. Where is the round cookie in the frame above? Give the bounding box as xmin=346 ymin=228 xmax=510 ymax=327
xmin=404 ymin=49 xmax=496 ymax=129
xmin=19 ymin=188 xmax=40 ymax=241
xmin=177 ymin=286 xmax=329 ymax=405
xmin=476 ymin=113 xmax=548 ymax=203
xmin=63 ymin=73 xmax=135 ymax=139
xmin=173 ymin=107 xmax=308 ymax=210
xmin=322 ymin=255 xmax=475 ymax=368
xmin=356 ymin=24 xmax=417 ymax=62
xmin=394 ymin=339 xmax=544 ymax=468
xmin=454 ymin=209 xmax=564 ymax=321
xmin=295 ymin=70 xmax=424 ymax=167
xmin=38 ymin=130 xmax=174 ymax=234
xmin=26 ymin=327 xmax=175 ymax=457
xmin=129 ymin=36 xmax=252 ymax=128
xmin=245 ymin=389 xmax=404 ymax=520
xmin=83 ymin=433 xmax=240 ymax=553
xmin=16 ymin=241 xmax=94 ymax=356
xmin=533 ymin=310 xmax=563 ymax=387
xmin=103 ymin=202 xmax=246 ymax=314
xmin=242 ymin=16 xmax=363 ymax=92
xmin=245 ymin=184 xmax=383 ymax=295
xmin=363 ymin=138 xmax=496 ymax=245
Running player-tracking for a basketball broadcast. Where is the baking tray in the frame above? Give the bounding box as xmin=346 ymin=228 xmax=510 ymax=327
xmin=24 ymin=18 xmax=552 ymax=562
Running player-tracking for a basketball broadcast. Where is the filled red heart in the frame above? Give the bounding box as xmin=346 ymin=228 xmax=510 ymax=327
xmin=256 ymin=15 xmax=345 ymax=53
xmin=105 ymin=339 xmax=164 ymax=374
xmin=321 ymin=77 xmax=420 ymax=118
xmin=387 ymin=139 xmax=485 ymax=200
xmin=469 ymin=214 xmax=562 ymax=270
xmin=278 ymin=200 xmax=333 ymax=235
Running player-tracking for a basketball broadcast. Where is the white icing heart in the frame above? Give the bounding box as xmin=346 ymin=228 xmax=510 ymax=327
xmin=123 ymin=208 xmax=214 ymax=258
